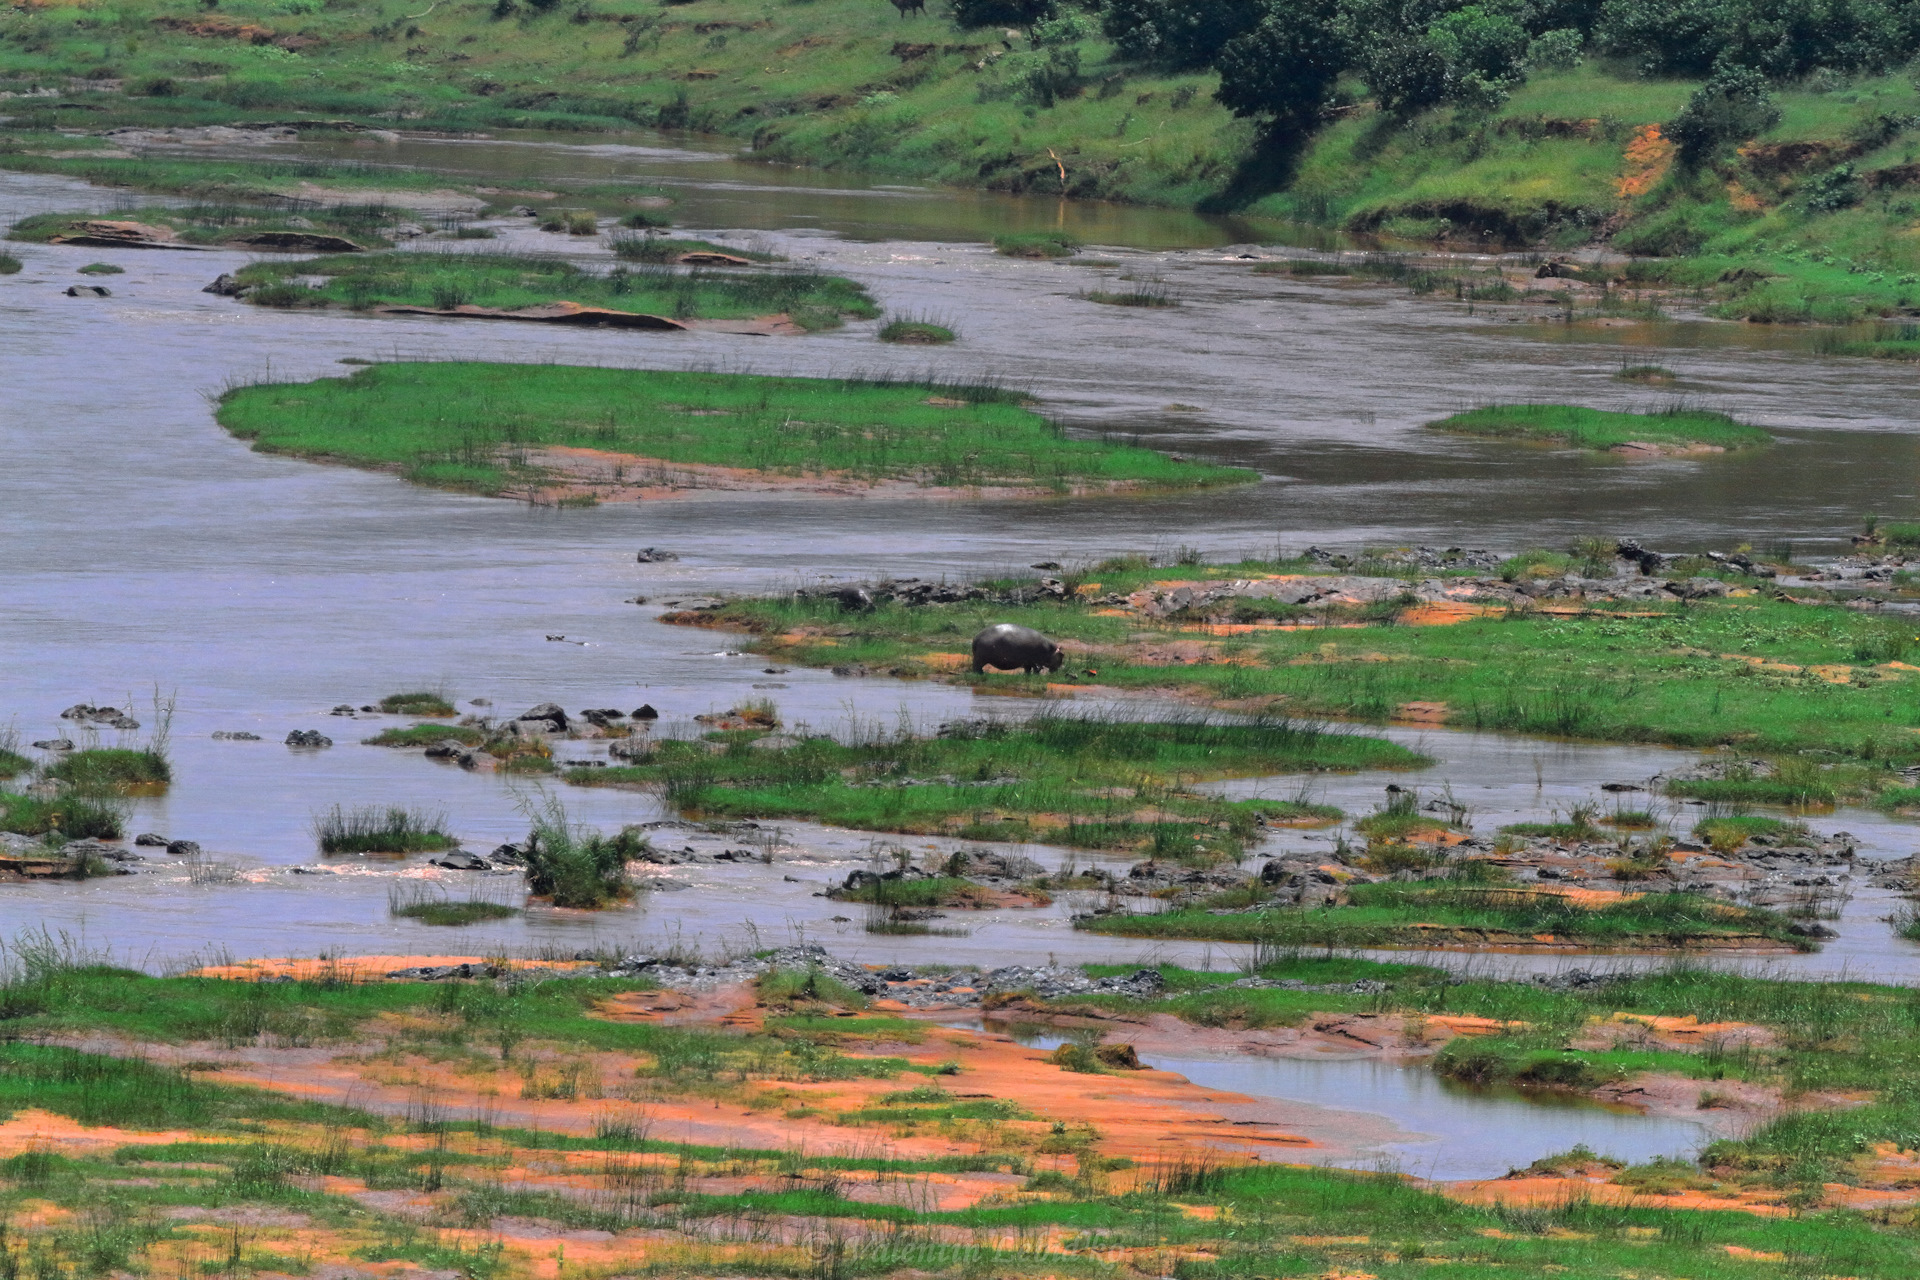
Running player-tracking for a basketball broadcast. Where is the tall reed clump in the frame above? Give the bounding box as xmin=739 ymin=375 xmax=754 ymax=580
xmin=0 ymin=728 xmax=28 ymax=779
xmin=313 ymin=805 xmax=456 ymax=855
xmin=521 ymin=797 xmax=642 ymax=908
xmin=47 ymin=748 xmax=171 ymax=791
xmin=0 ymin=792 xmax=124 ymax=841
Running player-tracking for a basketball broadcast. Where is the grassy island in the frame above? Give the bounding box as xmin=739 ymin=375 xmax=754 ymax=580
xmin=228 ymin=253 xmax=877 ymax=331
xmin=216 ymin=362 xmax=1255 ymax=498
xmin=566 ymin=714 xmax=1413 ymax=859
xmin=1429 ymin=404 xmax=1772 ymax=452
xmin=1078 ymin=883 xmax=1811 ymax=950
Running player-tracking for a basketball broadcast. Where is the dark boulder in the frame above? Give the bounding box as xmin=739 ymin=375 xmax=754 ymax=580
xmin=517 ymin=702 xmax=568 ymax=731
xmin=285 ymin=730 xmax=333 ymax=748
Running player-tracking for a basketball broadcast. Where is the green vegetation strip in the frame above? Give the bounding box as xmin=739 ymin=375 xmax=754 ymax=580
xmin=1077 ymin=883 xmax=1810 ymax=949
xmin=230 ymin=252 xmax=875 ymax=330
xmin=682 ymin=555 xmax=1920 ymax=766
xmin=216 ymin=362 xmax=1253 ymax=497
xmin=568 ymin=714 xmax=1403 ymax=858
xmin=1429 ymin=404 xmax=1771 ymax=451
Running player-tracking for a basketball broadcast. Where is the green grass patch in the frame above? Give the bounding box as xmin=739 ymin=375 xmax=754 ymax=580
xmin=0 ymin=750 xmax=30 ymax=779
xmin=363 ymin=724 xmax=485 ymax=748
xmin=216 ymin=362 xmax=1253 ymax=499
xmin=609 ymin=235 xmax=777 ymax=264
xmin=45 ymin=748 xmax=170 ymax=791
xmin=1692 ymin=814 xmax=1812 ymax=852
xmin=569 ymin=712 xmax=1397 ymax=859
xmin=1875 ymin=785 xmax=1920 ymax=811
xmin=1081 ymin=283 xmax=1177 ymax=307
xmin=313 ymin=805 xmax=455 ymax=856
xmin=992 ymin=231 xmax=1079 ymax=258
xmin=1665 ymin=776 xmax=1837 ymax=806
xmin=390 ymin=899 xmax=517 ymax=926
xmin=0 ymin=252 xmax=21 ymax=275
xmin=1429 ymin=404 xmax=1771 ymax=451
xmin=0 ymin=791 xmax=122 ymax=840
xmin=679 ymin=565 xmax=1920 ymax=766
xmin=877 ymin=316 xmax=956 ymax=344
xmin=75 ymin=262 xmax=123 ymax=275
xmin=7 ymin=205 xmax=392 ymax=251
xmin=229 ymin=252 xmax=874 ymax=328
xmin=1079 ymin=883 xmax=1809 ymax=949
xmin=377 ymin=691 xmax=454 ymax=717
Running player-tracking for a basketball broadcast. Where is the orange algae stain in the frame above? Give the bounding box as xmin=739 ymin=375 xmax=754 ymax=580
xmin=1618 ymin=125 xmax=1674 ymax=198
xmin=918 ymin=651 xmax=971 ymax=670
xmin=1724 ymin=1245 xmax=1788 ymax=1261
xmin=190 ymin=955 xmax=591 ymax=981
xmin=0 ymin=1108 xmax=209 ymax=1156
xmin=1397 ymin=602 xmax=1496 ymax=626
xmin=1391 ymin=700 xmax=1450 ymax=725
xmin=1445 ymin=1176 xmax=1791 ymax=1217
xmin=1601 ymin=1012 xmax=1766 ymax=1042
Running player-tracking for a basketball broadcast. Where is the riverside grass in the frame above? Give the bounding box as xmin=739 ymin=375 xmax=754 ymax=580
xmin=565 ymin=713 xmax=1407 ymax=859
xmin=676 ymin=557 xmax=1920 ymax=767
xmin=216 ymin=362 xmax=1253 ymax=497
xmin=1076 ymin=883 xmax=1811 ymax=950
xmin=0 ymin=959 xmax=1915 ymax=1277
xmin=1428 ymin=404 xmax=1772 ymax=451
xmin=230 ymin=252 xmax=878 ymax=329
xmin=20 ymin=10 xmax=1920 ymax=333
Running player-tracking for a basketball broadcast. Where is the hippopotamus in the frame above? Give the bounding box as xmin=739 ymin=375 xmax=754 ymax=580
xmin=971 ymin=623 xmax=1064 ymax=674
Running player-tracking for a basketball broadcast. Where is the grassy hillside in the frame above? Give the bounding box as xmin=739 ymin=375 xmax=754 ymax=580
xmin=9 ymin=0 xmax=1920 ymax=325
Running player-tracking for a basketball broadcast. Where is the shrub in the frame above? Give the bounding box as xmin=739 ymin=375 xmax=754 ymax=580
xmin=0 ymin=253 xmax=22 ymax=275
xmin=1667 ymin=66 xmax=1781 ymax=164
xmin=523 ymin=806 xmax=641 ymax=908
xmin=952 ymin=0 xmax=1055 ymax=28
xmin=993 ymin=231 xmax=1080 ymax=258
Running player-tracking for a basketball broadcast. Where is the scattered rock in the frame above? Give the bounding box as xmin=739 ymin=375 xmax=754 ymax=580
xmin=64 ymin=284 xmax=111 ymax=297
xmin=202 ymin=273 xmax=249 ymax=297
xmin=635 ymin=547 xmax=680 ymax=563
xmin=30 ymin=739 xmax=74 ymax=752
xmin=165 ymin=840 xmax=201 ymax=856
xmin=211 ymin=731 xmax=261 ymax=740
xmin=489 ymin=843 xmax=527 ymax=865
xmin=428 ymin=850 xmax=490 ymax=870
xmin=632 ymin=704 xmax=659 ymax=720
xmin=134 ymin=833 xmax=169 ymax=847
xmin=386 ymin=962 xmax=502 ymax=981
xmin=285 ymin=730 xmax=333 ymax=748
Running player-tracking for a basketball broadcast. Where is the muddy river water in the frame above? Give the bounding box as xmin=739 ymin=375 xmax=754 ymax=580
xmin=4 ymin=127 xmax=1920 ymax=986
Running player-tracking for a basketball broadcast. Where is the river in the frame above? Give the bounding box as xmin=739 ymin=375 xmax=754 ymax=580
xmin=2 ymin=126 xmax=1918 ymax=974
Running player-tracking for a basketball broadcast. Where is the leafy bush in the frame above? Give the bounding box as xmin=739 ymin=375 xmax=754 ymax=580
xmin=952 ymin=0 xmax=1055 ymax=28
xmin=523 ymin=807 xmax=641 ymax=908
xmin=1667 ymin=65 xmax=1781 ymax=164
xmin=0 ymin=253 xmax=22 ymax=275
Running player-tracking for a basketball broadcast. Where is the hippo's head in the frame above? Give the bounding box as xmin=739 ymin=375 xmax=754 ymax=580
xmin=1044 ymin=645 xmax=1065 ymax=672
